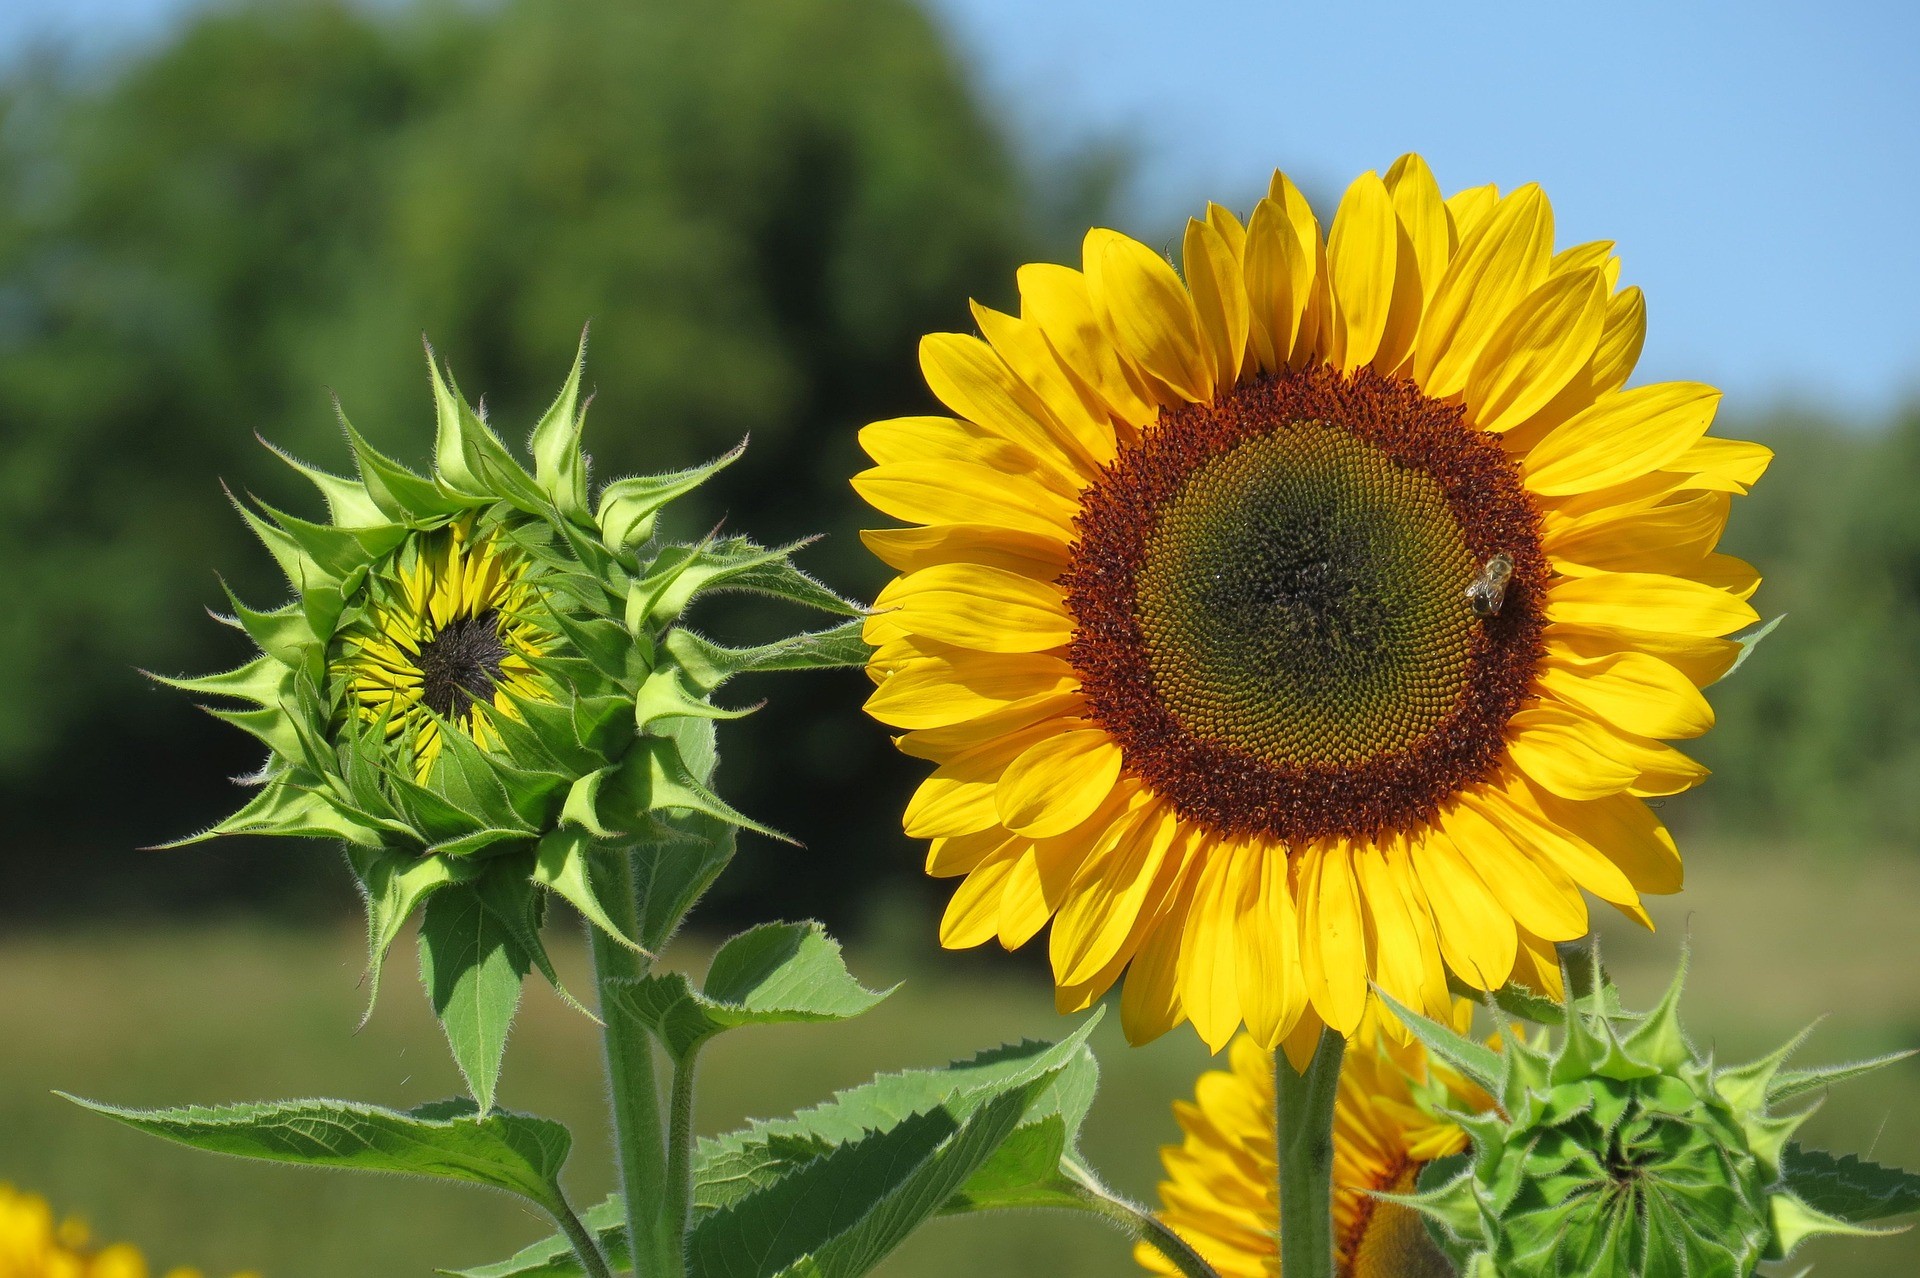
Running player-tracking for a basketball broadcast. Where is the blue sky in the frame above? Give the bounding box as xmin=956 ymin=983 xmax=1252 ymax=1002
xmin=6 ymin=0 xmax=1917 ymax=419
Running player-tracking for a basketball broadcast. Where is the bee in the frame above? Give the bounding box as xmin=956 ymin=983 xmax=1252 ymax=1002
xmin=1466 ymin=553 xmax=1514 ymax=617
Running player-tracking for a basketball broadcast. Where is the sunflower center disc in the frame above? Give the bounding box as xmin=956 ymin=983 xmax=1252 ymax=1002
xmin=1064 ymin=365 xmax=1546 ymax=843
xmin=1137 ymin=421 xmax=1475 ymax=767
xmin=416 ymin=608 xmax=509 ymax=721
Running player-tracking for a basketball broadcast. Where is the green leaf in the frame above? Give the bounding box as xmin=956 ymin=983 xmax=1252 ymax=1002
xmin=532 ymin=828 xmax=647 ymax=954
xmin=260 ymin=436 xmax=389 ymax=529
xmin=1375 ymin=989 xmax=1505 ymax=1094
xmin=623 ymin=735 xmax=791 ymax=845
xmin=665 ymin=621 xmax=873 ymax=694
xmin=528 ymin=327 xmax=591 ymax=522
xmin=633 ymin=666 xmax=757 ymax=732
xmin=1770 ymin=1049 xmax=1917 ymax=1105
xmin=1721 ymin=613 xmax=1784 ymax=682
xmin=1780 ymin=1145 xmax=1920 ymax=1225
xmin=596 ymin=442 xmax=745 ymax=553
xmin=60 ymin=1094 xmax=573 ymax=1213
xmin=688 ymin=1016 xmax=1099 ymax=1278
xmin=349 ymin=845 xmax=473 ymax=1022
xmin=632 ymin=812 xmax=736 ymax=953
xmin=339 ymin=407 xmax=467 ymax=523
xmin=462 ymin=1018 xmax=1105 ymax=1278
xmin=611 ymin=922 xmax=889 ymax=1061
xmin=419 ymin=888 xmax=532 ymax=1111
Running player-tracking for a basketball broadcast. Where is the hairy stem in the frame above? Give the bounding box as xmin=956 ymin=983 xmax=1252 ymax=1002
xmin=1060 ymin=1156 xmax=1221 ymax=1278
xmin=1274 ymin=1029 xmax=1346 ymax=1278
xmin=665 ymin=1045 xmax=700 ymax=1254
xmin=591 ymin=849 xmax=681 ymax=1278
xmin=546 ymin=1193 xmax=617 ymax=1278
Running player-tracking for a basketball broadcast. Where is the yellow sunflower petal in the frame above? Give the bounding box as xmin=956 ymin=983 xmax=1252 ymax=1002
xmin=1469 ymin=774 xmax=1639 ymax=908
xmin=997 ymin=826 xmax=1092 ymax=948
xmin=1548 ymin=624 xmax=1742 ymax=689
xmin=1537 ymin=648 xmax=1714 ymax=740
xmin=1627 ymin=737 xmax=1711 ymax=796
xmin=1511 ymin=927 xmax=1566 ymax=999
xmin=1234 ymin=840 xmax=1305 ymax=1049
xmin=1523 ymin=382 xmax=1721 ymax=496
xmin=1663 ymin=436 xmax=1773 ymax=492
xmin=970 ymin=301 xmax=1120 ymax=470
xmin=1181 ymin=843 xmax=1248 ymax=1052
xmin=877 ymin=563 xmax=1073 ymax=652
xmin=995 ymin=727 xmax=1125 ymax=837
xmin=903 ymin=715 xmax=1065 ymax=838
xmin=1326 ymin=170 xmax=1400 ymax=372
xmin=864 ymin=649 xmax=1078 ymax=731
xmin=1545 ymin=571 xmax=1758 ymax=637
xmin=1436 ymin=799 xmax=1588 ymax=942
xmin=1528 ymin=784 xmax=1683 ymax=894
xmin=1051 ymin=798 xmax=1177 ymax=986
xmin=1242 ymin=195 xmax=1312 ymax=374
xmin=1444 ymin=182 xmax=1499 ymax=241
xmin=1298 ymin=838 xmax=1369 ymax=1034
xmin=926 ymin=827 xmax=1019 ymax=878
xmin=1384 ymin=153 xmax=1453 ymax=310
xmin=1465 ymin=267 xmax=1609 ymax=433
xmin=1357 ymin=836 xmax=1450 ymax=1025
xmin=1411 ymin=825 xmax=1517 ymax=991
xmin=940 ymin=850 xmax=1023 ymax=948
xmin=1122 ymin=902 xmax=1191 ymax=1045
xmin=919 ymin=331 xmax=1106 ymax=482
xmin=857 ymin=413 xmax=1061 ymax=482
xmin=1415 ymin=184 xmax=1554 ymax=398
xmin=1505 ymin=704 xmax=1644 ymax=799
xmin=1545 ymin=489 xmax=1730 ymax=573
xmin=1184 ymin=216 xmax=1251 ymax=389
xmin=1086 ymin=227 xmax=1212 ymax=403
xmin=893 ymin=688 xmax=1083 ymax=761
xmin=1205 ymin=200 xmax=1248 ymax=259
xmin=852 ymin=461 xmax=1079 ymax=541
xmin=1016 ymin=261 xmax=1159 ymax=432
xmin=1592 ymin=285 xmax=1646 ymax=395
xmin=1270 ymin=170 xmax=1333 ymax=364
xmin=859 ymin=524 xmax=1069 ymax=579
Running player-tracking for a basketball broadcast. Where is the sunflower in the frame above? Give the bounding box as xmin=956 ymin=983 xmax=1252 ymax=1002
xmin=1137 ymin=1007 xmax=1490 ymax=1278
xmin=335 ymin=517 xmax=555 ymax=778
xmin=0 ymin=1183 xmax=257 ymax=1278
xmin=856 ymin=154 xmax=1769 ymax=1052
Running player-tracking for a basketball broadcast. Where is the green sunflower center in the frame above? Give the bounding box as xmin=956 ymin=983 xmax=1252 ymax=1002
xmin=1136 ymin=421 xmax=1478 ymax=767
xmin=1063 ymin=364 xmax=1546 ymax=843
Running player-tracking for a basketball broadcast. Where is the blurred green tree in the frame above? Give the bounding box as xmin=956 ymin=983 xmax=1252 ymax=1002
xmin=0 ymin=0 xmax=1107 ymax=924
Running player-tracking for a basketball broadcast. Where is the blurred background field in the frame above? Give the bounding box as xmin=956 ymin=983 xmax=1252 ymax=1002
xmin=2 ymin=850 xmax=1917 ymax=1276
xmin=0 ymin=0 xmax=1916 ymax=1273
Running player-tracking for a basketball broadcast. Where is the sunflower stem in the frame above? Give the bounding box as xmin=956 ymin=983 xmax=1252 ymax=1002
xmin=545 ymin=1192 xmax=617 ymax=1278
xmin=664 ymin=1044 xmax=701 ymax=1258
xmin=1275 ymin=1028 xmax=1345 ymax=1278
xmin=1059 ymin=1157 xmax=1221 ymax=1278
xmin=590 ymin=849 xmax=682 ymax=1278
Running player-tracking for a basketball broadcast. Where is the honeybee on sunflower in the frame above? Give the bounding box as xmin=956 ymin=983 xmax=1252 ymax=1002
xmin=855 ymin=154 xmax=1768 ymax=1055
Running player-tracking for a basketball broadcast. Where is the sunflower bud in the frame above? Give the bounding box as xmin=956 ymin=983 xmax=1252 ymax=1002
xmin=163 ymin=332 xmax=865 ymax=1023
xmin=1381 ymin=952 xmax=1913 ymax=1277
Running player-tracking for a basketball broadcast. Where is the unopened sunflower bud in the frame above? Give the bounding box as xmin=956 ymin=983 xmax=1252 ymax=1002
xmin=163 ymin=332 xmax=865 ymax=1022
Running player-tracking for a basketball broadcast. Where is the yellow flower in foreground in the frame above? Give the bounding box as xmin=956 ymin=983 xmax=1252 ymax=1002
xmin=856 ymin=154 xmax=1768 ymax=1051
xmin=1138 ymin=1008 xmax=1491 ymax=1277
xmin=0 ymin=1184 xmax=258 ymax=1278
